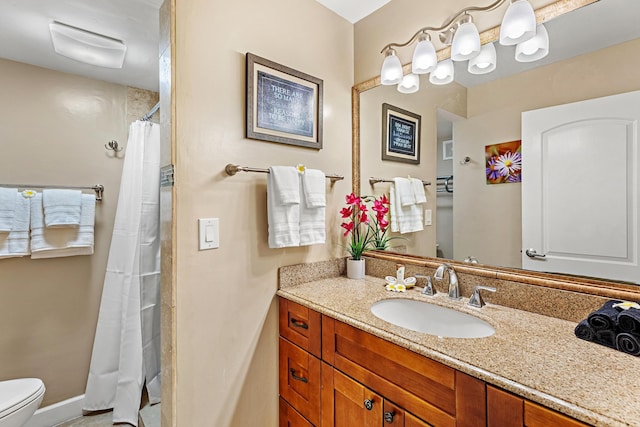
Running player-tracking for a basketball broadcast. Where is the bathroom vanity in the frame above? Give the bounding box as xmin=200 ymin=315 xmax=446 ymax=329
xmin=277 ymin=259 xmax=640 ymax=427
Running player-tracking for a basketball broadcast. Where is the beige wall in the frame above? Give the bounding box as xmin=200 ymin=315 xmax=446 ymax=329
xmin=360 ymin=83 xmax=466 ymax=257
xmin=173 ymin=0 xmax=353 ymax=425
xmin=454 ymin=38 xmax=640 ymax=267
xmin=0 ymin=58 xmax=157 ymax=406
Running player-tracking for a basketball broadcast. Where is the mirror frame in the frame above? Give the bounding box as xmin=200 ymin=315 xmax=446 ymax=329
xmin=351 ymin=0 xmax=640 ymax=301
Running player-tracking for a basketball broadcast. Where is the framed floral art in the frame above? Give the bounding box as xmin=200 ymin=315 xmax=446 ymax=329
xmin=485 ymin=140 xmax=522 ymax=184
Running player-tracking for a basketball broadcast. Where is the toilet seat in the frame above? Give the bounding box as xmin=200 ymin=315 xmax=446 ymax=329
xmin=0 ymin=379 xmax=45 ymax=420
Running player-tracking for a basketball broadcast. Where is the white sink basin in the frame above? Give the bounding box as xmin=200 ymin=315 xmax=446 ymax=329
xmin=370 ymin=299 xmax=495 ymax=338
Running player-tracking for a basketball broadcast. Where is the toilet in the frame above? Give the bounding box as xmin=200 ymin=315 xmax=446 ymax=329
xmin=0 ymin=379 xmax=45 ymax=427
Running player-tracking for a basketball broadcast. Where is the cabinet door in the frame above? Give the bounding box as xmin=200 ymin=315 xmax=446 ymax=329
xmin=405 ymin=412 xmax=432 ymax=427
xmin=487 ymin=385 xmax=523 ymax=427
xmin=280 ymin=397 xmax=314 ymax=427
xmin=279 ymin=337 xmax=321 ymax=426
xmin=322 ymin=362 xmax=383 ymax=427
xmin=524 ymin=401 xmax=589 ymax=427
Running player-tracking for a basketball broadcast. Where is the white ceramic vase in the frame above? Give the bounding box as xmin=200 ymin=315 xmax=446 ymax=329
xmin=346 ymin=258 xmax=365 ymax=279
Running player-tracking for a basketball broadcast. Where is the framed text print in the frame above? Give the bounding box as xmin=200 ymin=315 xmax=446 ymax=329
xmin=382 ymin=103 xmax=421 ymax=164
xmin=246 ymin=53 xmax=323 ymax=149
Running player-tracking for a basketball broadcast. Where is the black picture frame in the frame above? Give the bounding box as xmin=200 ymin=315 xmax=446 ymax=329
xmin=382 ymin=103 xmax=421 ymax=164
xmin=246 ymin=53 xmax=323 ymax=149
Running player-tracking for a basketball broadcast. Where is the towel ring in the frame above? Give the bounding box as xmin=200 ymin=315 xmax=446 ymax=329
xmin=105 ymin=140 xmax=123 ymax=152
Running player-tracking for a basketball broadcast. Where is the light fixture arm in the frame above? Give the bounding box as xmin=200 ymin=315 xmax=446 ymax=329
xmin=379 ymin=0 xmax=509 ymax=53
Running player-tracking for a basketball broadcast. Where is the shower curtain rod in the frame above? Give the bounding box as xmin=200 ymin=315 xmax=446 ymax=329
xmin=141 ymin=102 xmax=160 ymax=121
xmin=0 ymin=183 xmax=104 ymax=201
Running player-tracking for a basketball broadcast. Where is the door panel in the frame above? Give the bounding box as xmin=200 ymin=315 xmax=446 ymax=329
xmin=522 ymin=90 xmax=640 ymax=282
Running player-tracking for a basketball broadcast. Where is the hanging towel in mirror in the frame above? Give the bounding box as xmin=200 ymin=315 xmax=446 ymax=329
xmin=43 ymin=189 xmax=82 ymax=227
xmin=392 ymin=178 xmax=423 ymax=234
xmin=411 ymin=178 xmax=427 ymax=204
xmin=0 ymin=188 xmax=18 ymax=232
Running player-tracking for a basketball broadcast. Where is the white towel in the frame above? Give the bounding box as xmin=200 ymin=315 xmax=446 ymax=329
xmin=267 ymin=166 xmax=300 ymax=248
xmin=392 ymin=178 xmax=424 ymax=234
xmin=0 ymin=192 xmax=30 ymax=258
xmin=300 ymin=169 xmax=326 ymax=246
xmin=411 ymin=178 xmax=427 ymax=204
xmin=43 ymin=189 xmax=83 ymax=227
xmin=31 ymin=193 xmax=96 ymax=258
xmin=0 ymin=188 xmax=18 ymax=232
xmin=395 ymin=177 xmax=416 ymax=207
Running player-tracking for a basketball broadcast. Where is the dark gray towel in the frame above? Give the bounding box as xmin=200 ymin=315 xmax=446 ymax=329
xmin=574 ymin=320 xmax=595 ymax=341
xmin=618 ymin=307 xmax=640 ymax=333
xmin=587 ymin=300 xmax=622 ymax=331
xmin=616 ymin=332 xmax=640 ymax=356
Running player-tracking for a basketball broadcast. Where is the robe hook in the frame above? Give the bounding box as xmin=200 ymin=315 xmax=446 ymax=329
xmin=105 ymin=140 xmax=123 ymax=152
xmin=460 ymin=156 xmax=471 ymax=165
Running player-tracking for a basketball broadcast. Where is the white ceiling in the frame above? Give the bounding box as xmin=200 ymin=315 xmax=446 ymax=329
xmin=0 ymin=0 xmax=161 ymax=91
xmin=0 ymin=0 xmax=637 ymax=94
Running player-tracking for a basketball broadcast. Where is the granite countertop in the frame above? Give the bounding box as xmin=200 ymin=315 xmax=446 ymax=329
xmin=277 ymin=275 xmax=640 ymax=427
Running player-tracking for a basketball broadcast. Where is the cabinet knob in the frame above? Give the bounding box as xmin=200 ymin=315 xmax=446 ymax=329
xmin=384 ymin=410 xmax=395 ymax=423
xmin=364 ymin=399 xmax=374 ymax=410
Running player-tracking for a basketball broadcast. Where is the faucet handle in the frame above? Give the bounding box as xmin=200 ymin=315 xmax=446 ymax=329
xmin=468 ymin=286 xmax=496 ymax=308
xmin=415 ymin=274 xmax=435 ymax=296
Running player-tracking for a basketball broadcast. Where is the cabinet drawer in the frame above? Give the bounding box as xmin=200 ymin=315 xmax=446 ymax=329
xmin=280 ymin=397 xmax=313 ymax=427
xmin=279 ymin=297 xmax=321 ymax=358
xmin=279 ymin=337 xmax=321 ymax=426
xmin=524 ymin=401 xmax=589 ymax=427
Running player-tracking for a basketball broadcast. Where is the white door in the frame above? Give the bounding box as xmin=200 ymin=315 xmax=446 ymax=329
xmin=522 ymin=90 xmax=640 ymax=283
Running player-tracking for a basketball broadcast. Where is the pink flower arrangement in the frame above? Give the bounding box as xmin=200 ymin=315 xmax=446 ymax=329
xmin=339 ymin=193 xmax=395 ymax=259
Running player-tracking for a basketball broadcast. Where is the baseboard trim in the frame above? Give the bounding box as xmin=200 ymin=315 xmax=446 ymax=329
xmin=24 ymin=394 xmax=85 ymax=427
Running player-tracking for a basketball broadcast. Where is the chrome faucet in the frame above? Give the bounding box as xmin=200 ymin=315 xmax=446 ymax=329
xmin=434 ymin=263 xmax=461 ymax=300
xmin=468 ymin=286 xmax=497 ymax=308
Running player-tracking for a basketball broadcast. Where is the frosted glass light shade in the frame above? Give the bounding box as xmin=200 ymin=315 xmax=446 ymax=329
xmin=429 ymin=60 xmax=454 ymax=85
xmin=451 ymin=20 xmax=481 ymax=61
xmin=380 ymin=49 xmax=403 ymax=85
xmin=468 ymin=43 xmax=497 ymax=74
xmin=412 ymin=36 xmax=437 ymax=74
xmin=515 ymin=24 xmax=549 ymax=62
xmin=49 ymin=21 xmax=127 ymax=68
xmin=499 ymin=0 xmax=536 ymax=46
xmin=398 ymin=74 xmax=420 ymax=93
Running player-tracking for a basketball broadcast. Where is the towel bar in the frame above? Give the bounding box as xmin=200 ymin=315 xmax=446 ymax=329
xmin=225 ymin=164 xmax=344 ymax=183
xmin=0 ymin=184 xmax=104 ymax=201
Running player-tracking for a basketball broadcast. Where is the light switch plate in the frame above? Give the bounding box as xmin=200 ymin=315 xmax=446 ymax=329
xmin=198 ymin=218 xmax=219 ymax=250
xmin=424 ymin=209 xmax=432 ymax=226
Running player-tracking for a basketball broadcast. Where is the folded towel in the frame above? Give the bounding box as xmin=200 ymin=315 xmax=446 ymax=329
xmin=301 ymin=169 xmax=326 ymax=208
xmin=31 ymin=193 xmax=95 ymax=258
xmin=587 ymin=300 xmax=622 ymax=331
xmin=43 ymin=189 xmax=83 ymax=227
xmin=411 ymin=178 xmax=427 ymax=204
xmin=618 ymin=307 xmax=640 ymax=333
xmin=392 ymin=178 xmax=423 ymax=234
xmin=394 ymin=177 xmax=415 ymax=207
xmin=0 ymin=192 xmax=30 ymax=258
xmin=0 ymin=188 xmax=18 ymax=232
xmin=267 ymin=166 xmax=300 ymax=248
xmin=594 ymin=329 xmax=616 ymax=349
xmin=574 ymin=320 xmax=595 ymax=341
xmin=616 ymin=332 xmax=640 ymax=356
xmin=299 ymin=169 xmax=325 ymax=246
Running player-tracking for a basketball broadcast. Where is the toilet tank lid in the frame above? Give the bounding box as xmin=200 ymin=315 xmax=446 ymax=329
xmin=0 ymin=378 xmax=45 ymax=414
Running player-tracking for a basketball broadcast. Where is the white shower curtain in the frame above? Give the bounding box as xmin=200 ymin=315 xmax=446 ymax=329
xmin=84 ymin=121 xmax=161 ymax=426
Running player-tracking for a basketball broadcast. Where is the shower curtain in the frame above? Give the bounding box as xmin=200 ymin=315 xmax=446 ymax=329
xmin=84 ymin=120 xmax=161 ymax=426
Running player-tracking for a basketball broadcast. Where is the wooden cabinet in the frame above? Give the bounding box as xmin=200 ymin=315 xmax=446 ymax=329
xmin=279 ymin=296 xmax=589 ymax=427
xmin=487 ymin=385 xmax=589 ymax=427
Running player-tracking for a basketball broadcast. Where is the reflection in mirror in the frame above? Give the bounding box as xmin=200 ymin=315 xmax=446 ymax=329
xmin=355 ymin=0 xmax=640 ymax=284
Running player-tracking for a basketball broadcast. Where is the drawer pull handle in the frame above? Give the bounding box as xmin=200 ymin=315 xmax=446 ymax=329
xmin=364 ymin=399 xmax=374 ymax=410
xmin=289 ymin=368 xmax=308 ymax=383
xmin=384 ymin=411 xmax=395 ymax=423
xmin=290 ymin=318 xmax=309 ymax=329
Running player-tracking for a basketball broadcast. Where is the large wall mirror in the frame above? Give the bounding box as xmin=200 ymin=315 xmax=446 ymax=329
xmin=353 ymin=0 xmax=640 ymax=287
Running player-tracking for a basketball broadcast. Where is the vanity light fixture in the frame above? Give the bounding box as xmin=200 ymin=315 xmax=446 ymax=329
xmin=49 ymin=21 xmax=127 ymax=69
xmin=378 ymin=0 xmax=548 ymax=91
xmin=398 ymin=73 xmax=420 ymax=93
